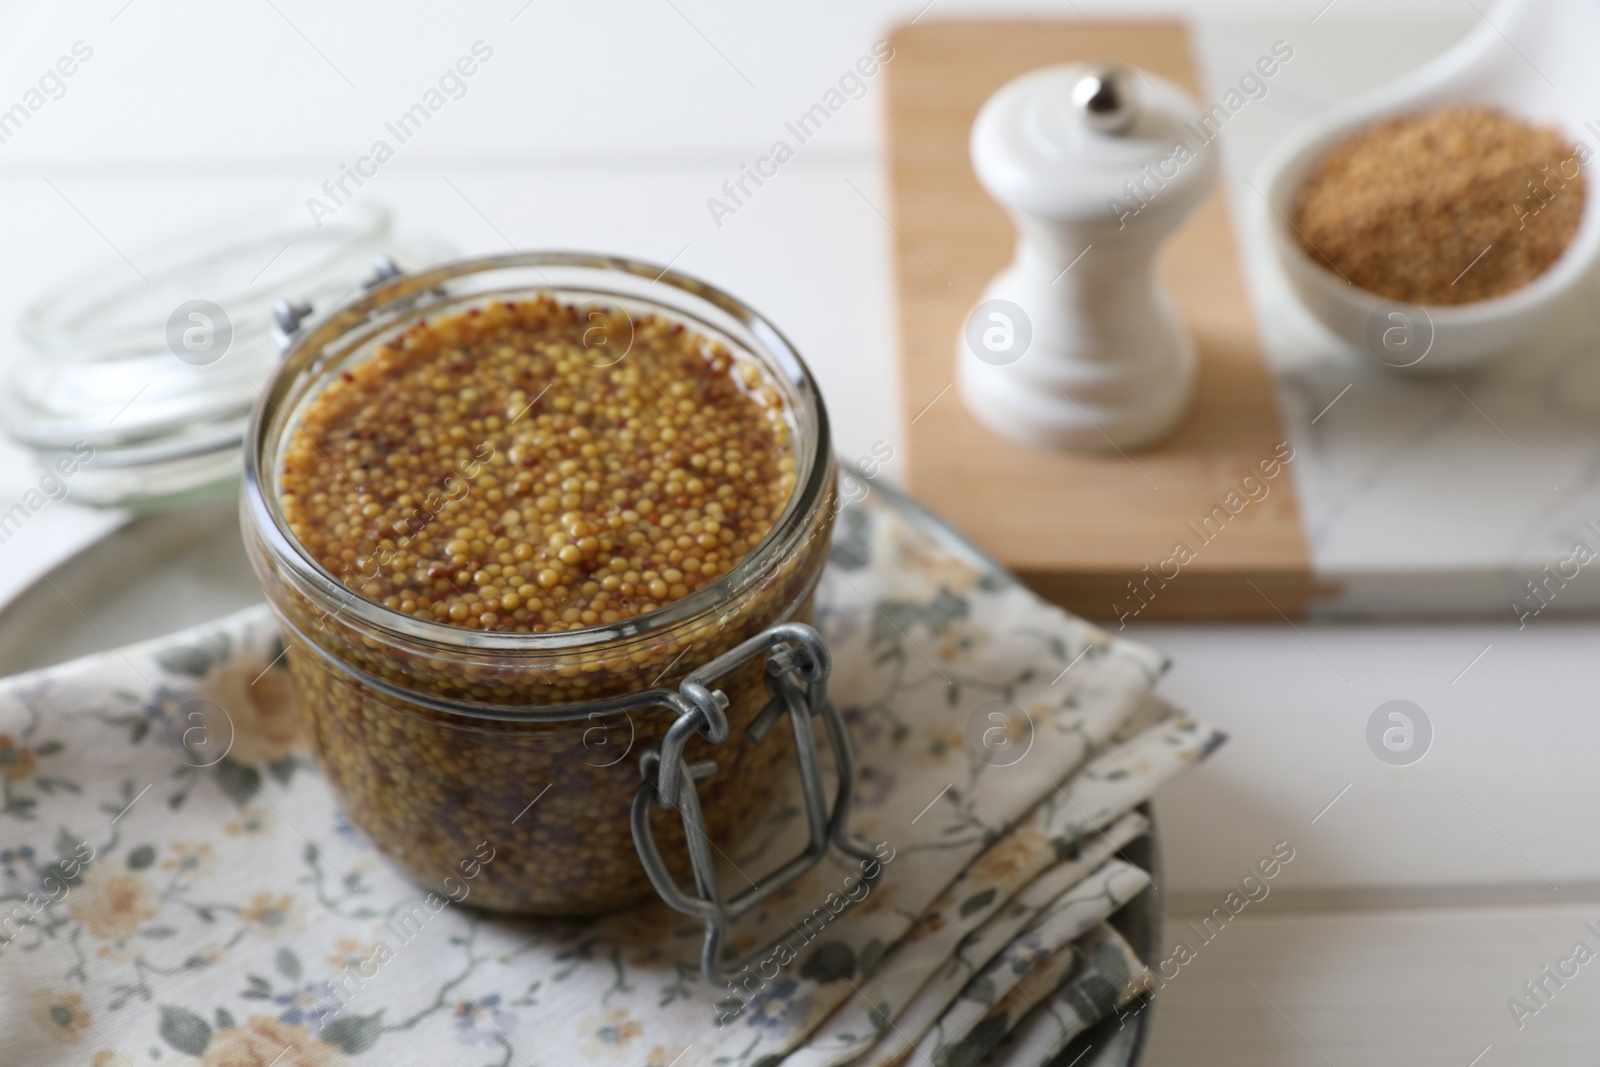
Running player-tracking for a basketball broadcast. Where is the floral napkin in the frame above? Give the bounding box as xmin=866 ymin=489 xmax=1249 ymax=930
xmin=897 ymin=861 xmax=1151 ymax=1067
xmin=844 ymin=814 xmax=1150 ymax=1067
xmin=983 ymin=925 xmax=1155 ymax=1067
xmin=0 ymin=484 xmax=1220 ymax=1067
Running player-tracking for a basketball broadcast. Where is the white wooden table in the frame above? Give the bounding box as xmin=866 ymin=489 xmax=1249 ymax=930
xmin=1 ymin=2 xmax=1594 ymax=1063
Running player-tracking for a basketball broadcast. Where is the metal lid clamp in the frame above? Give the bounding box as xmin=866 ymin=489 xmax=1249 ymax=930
xmin=631 ymin=622 xmax=882 ymax=986
xmin=271 ymin=255 xmax=404 ymax=354
xmin=271 ymin=298 xmax=316 ymax=353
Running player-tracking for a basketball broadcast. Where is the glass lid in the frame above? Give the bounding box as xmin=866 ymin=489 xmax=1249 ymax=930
xmin=3 ymin=200 xmax=452 ymax=510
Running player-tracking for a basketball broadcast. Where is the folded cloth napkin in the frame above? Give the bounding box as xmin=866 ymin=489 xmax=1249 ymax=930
xmin=897 ymin=861 xmax=1151 ymax=1067
xmin=782 ymin=708 xmax=1215 ymax=1067
xmin=844 ymin=815 xmax=1151 ymax=1067
xmin=0 ymin=484 xmax=1220 ymax=1067
xmin=981 ymin=925 xmax=1155 ymax=1067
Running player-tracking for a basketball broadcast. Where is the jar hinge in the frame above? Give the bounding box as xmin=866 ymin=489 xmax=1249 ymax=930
xmin=270 ymin=255 xmax=405 ymax=353
xmin=630 ymin=622 xmax=881 ymax=987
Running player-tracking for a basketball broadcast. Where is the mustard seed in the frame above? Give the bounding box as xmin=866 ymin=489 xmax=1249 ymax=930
xmin=279 ymin=295 xmax=797 ymax=631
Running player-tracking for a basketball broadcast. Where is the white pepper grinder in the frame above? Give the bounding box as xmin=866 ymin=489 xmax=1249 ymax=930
xmin=958 ymin=65 xmax=1218 ymax=451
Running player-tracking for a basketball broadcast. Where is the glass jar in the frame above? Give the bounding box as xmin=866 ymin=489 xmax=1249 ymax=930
xmin=240 ymin=253 xmax=840 ymax=918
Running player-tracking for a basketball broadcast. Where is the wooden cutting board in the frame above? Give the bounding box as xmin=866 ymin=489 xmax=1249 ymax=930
xmin=884 ymin=19 xmax=1331 ymax=621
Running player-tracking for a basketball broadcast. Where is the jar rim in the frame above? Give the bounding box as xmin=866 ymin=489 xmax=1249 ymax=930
xmin=241 ymin=250 xmax=834 ymax=655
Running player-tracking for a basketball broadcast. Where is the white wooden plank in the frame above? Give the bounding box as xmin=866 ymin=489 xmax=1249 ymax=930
xmin=1141 ymin=904 xmax=1600 ymax=1066
xmin=1143 ymin=619 xmax=1600 ymax=903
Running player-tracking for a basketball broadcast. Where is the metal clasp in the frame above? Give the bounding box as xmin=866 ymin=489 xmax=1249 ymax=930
xmin=271 ymin=298 xmax=315 ymax=353
xmin=271 ymin=255 xmax=406 ymax=354
xmin=630 ymin=622 xmax=880 ymax=986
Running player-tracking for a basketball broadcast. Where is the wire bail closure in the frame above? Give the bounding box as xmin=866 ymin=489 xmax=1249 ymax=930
xmin=631 ymin=622 xmax=880 ymax=986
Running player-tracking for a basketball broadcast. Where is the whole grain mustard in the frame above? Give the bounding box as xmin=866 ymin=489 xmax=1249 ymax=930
xmin=280 ymin=295 xmax=796 ymax=630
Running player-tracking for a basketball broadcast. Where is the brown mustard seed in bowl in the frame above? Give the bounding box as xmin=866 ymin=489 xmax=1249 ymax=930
xmin=279 ymin=295 xmax=796 ymax=629
xmin=1294 ymin=105 xmax=1586 ymax=305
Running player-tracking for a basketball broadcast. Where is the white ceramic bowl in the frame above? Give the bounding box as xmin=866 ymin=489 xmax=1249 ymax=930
xmin=1252 ymin=0 xmax=1600 ymax=375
